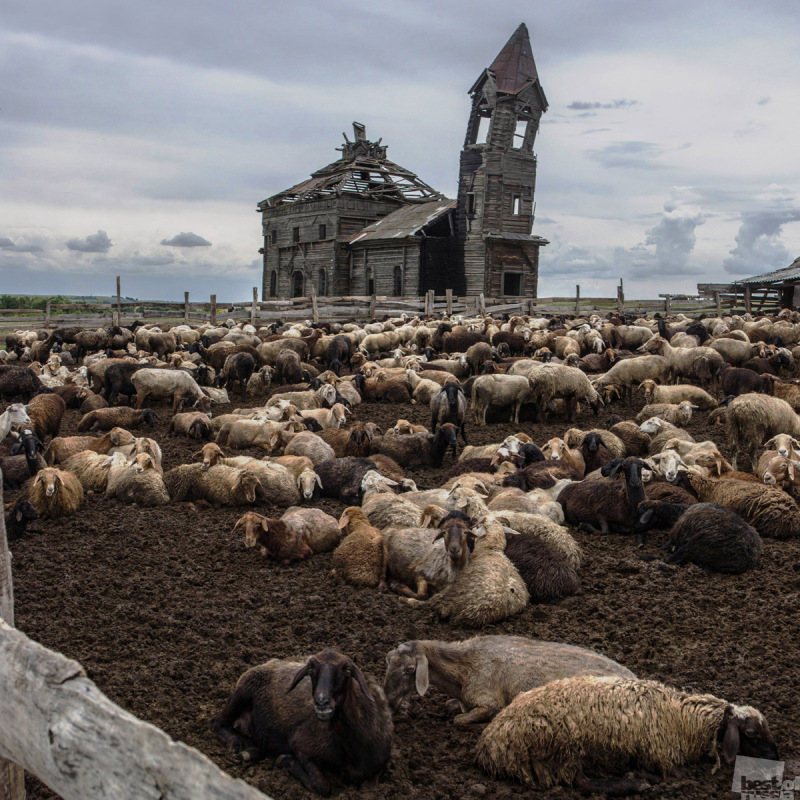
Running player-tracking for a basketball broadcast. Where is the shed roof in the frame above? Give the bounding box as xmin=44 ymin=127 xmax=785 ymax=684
xmin=486 ymin=230 xmax=549 ymax=245
xmin=348 ymin=200 xmax=455 ymax=245
xmin=737 ymin=257 xmax=800 ymax=284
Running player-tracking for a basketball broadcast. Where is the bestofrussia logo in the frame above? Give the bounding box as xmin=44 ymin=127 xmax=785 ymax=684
xmin=733 ymin=756 xmax=800 ymax=800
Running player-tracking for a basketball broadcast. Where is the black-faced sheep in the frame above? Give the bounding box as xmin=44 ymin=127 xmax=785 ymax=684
xmin=4 ymin=499 xmax=39 ymax=541
xmin=476 ymin=676 xmax=777 ymax=794
xmin=384 ymin=636 xmax=634 ymax=726
xmin=101 ymin=362 xmax=147 ymax=405
xmin=211 ymin=649 xmax=393 ymax=796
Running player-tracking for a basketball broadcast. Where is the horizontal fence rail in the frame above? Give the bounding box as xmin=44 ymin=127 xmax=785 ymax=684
xmin=0 ymin=282 xmax=786 ymax=343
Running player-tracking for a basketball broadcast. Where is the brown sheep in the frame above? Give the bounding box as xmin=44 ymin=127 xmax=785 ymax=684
xmin=234 ymin=511 xmax=313 ymax=563
xmin=318 ymin=422 xmax=372 ymax=458
xmin=25 ymin=467 xmax=84 ymax=518
xmin=77 ymin=406 xmax=156 ymax=432
xmin=332 ymin=507 xmax=384 ymax=587
xmin=44 ymin=427 xmax=138 ymax=465
xmin=26 ymin=392 xmax=67 ymax=441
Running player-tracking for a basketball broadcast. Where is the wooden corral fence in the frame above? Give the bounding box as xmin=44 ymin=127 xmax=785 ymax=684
xmin=0 ymin=278 xmax=784 ymax=344
xmin=0 ymin=481 xmax=273 ymax=800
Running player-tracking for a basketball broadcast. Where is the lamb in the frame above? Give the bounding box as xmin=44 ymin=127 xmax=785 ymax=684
xmin=332 ymin=507 xmax=384 ymax=587
xmin=77 ymin=406 xmax=156 ymax=432
xmin=558 ymin=457 xmax=650 ymax=538
xmin=662 ymin=503 xmax=762 ymax=573
xmin=503 ymin=530 xmax=580 ymax=602
xmin=169 ymin=411 xmax=212 ymax=439
xmin=638 ymin=379 xmax=717 ymax=410
xmin=105 ymin=452 xmax=170 ymax=506
xmin=577 ymin=432 xmax=615 ymax=474
xmin=235 ymin=511 xmax=314 ymax=563
xmin=217 ymin=352 xmax=257 ymax=402
xmin=422 ymin=517 xmax=529 ymax=626
xmin=476 ymin=675 xmax=777 ymax=793
xmin=677 ymin=470 xmax=800 ymax=539
xmin=471 ymin=374 xmax=536 ymax=425
xmin=717 ymin=363 xmax=770 ymax=397
xmin=25 ymin=467 xmax=84 ymax=518
xmin=726 ymin=393 xmax=800 ymax=471
xmin=43 ymin=427 xmax=137 ymax=465
xmin=163 ymin=464 xmax=262 ymax=506
xmin=381 ymin=514 xmax=475 ymax=599
xmin=4 ymin=499 xmax=39 ymax=541
xmin=383 ymin=636 xmax=634 ymax=726
xmin=211 ymin=649 xmax=393 ymax=796
xmin=283 ymin=431 xmax=336 ymax=467
xmin=430 ymin=382 xmax=467 ymax=444
xmin=299 ymin=403 xmax=347 ymax=430
xmin=370 ymin=425 xmax=458 ymax=469
xmin=131 ymin=368 xmax=212 ymax=412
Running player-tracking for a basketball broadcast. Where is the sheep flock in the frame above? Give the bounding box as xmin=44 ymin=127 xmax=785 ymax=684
xmin=3 ymin=309 xmax=800 ymax=799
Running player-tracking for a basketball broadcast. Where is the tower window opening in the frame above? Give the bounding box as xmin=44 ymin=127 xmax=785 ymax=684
xmin=512 ymin=195 xmax=521 ymax=215
xmin=466 ymin=193 xmax=476 ymax=216
xmin=476 ymin=114 xmax=491 ymax=144
xmin=513 ymin=117 xmax=529 ymax=148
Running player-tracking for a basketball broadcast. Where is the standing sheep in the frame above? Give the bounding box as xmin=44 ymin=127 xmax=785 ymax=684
xmin=430 ymin=382 xmax=468 ymax=443
xmin=726 ymin=393 xmax=800 ymax=471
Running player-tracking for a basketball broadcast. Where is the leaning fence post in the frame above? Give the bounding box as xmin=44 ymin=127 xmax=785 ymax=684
xmin=184 ymin=292 xmax=189 ymax=324
xmin=369 ymin=294 xmax=376 ymax=319
xmin=210 ymin=295 xmax=217 ymax=325
xmin=574 ymin=285 xmax=580 ymax=317
xmin=715 ymin=291 xmax=721 ymax=317
xmin=251 ymin=287 xmax=258 ymax=326
xmin=617 ymin=280 xmax=625 ymax=315
xmin=479 ymin=293 xmax=486 ymax=316
xmin=116 ymin=276 xmax=122 ymax=327
xmin=310 ymin=288 xmax=319 ymax=324
xmin=744 ymin=285 xmax=752 ymax=315
xmin=0 ymin=473 xmax=25 ymax=800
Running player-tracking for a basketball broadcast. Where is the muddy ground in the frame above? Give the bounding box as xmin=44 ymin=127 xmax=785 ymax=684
xmin=8 ymin=391 xmax=800 ymax=800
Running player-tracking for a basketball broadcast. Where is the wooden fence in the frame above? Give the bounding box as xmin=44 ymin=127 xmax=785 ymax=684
xmin=0 ymin=480 xmax=272 ymax=800
xmin=0 ymin=278 xmax=784 ymax=342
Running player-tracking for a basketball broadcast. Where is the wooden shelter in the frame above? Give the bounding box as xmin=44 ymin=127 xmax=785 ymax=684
xmin=698 ymin=256 xmax=800 ymax=313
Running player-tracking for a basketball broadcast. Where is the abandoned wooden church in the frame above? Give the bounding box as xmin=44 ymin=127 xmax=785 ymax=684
xmin=258 ymin=23 xmax=549 ymax=300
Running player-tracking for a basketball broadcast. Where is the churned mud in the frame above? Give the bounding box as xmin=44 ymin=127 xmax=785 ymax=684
xmin=10 ymin=395 xmax=799 ymax=800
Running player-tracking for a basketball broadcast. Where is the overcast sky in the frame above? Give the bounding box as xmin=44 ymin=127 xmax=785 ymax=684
xmin=1 ymin=0 xmax=799 ymax=301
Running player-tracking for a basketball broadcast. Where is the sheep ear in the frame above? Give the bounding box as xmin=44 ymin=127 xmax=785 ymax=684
xmin=315 ymin=474 xmax=323 ymax=489
xmin=15 ymin=509 xmax=23 ymax=522
xmin=287 ymin=659 xmax=317 ymax=693
xmin=414 ymin=654 xmax=429 ymax=696
xmin=260 ymin=518 xmax=270 ymax=532
xmin=296 ymin=474 xmax=303 ymax=489
xmin=722 ymin=713 xmax=740 ymax=764
xmin=338 ymin=514 xmax=349 ymax=530
xmin=601 ymin=458 xmax=624 ymax=478
xmin=110 ymin=431 xmax=120 ymax=445
xmin=432 ymin=529 xmax=445 ymax=542
xmin=347 ymin=664 xmax=374 ymax=701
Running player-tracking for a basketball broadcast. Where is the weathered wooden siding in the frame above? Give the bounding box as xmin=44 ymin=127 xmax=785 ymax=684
xmin=420 ymin=238 xmax=461 ymax=295
xmin=349 ymin=242 xmax=420 ymax=297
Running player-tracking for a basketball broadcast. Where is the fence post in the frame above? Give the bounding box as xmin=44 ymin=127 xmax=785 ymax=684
xmin=446 ymin=289 xmax=453 ymax=316
xmin=479 ymin=293 xmax=486 ymax=316
xmin=0 ymin=474 xmax=26 ymax=800
xmin=574 ymin=285 xmax=580 ymax=317
xmin=369 ymin=294 xmax=376 ymax=319
xmin=116 ymin=276 xmax=122 ymax=327
xmin=528 ymin=299 xmax=535 ymax=316
xmin=310 ymin=288 xmax=319 ymax=324
xmin=715 ymin=291 xmax=721 ymax=317
xmin=182 ymin=292 xmax=188 ymax=324
xmin=617 ymin=280 xmax=625 ymax=316
xmin=744 ymin=285 xmax=752 ymax=315
xmin=45 ymin=298 xmax=51 ymax=329
xmin=210 ymin=295 xmax=217 ymax=325
xmin=664 ymin=294 xmax=671 ymax=317
xmin=251 ymin=287 xmax=258 ymax=326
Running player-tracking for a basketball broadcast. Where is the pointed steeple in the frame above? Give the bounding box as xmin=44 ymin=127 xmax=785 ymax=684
xmin=489 ymin=23 xmax=539 ymax=95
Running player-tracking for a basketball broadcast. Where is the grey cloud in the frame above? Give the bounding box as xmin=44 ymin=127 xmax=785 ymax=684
xmin=160 ymin=232 xmax=212 ymax=247
xmin=0 ymin=236 xmax=43 ymax=252
xmin=723 ymin=207 xmax=800 ymax=275
xmin=644 ymin=202 xmax=705 ymax=272
xmin=757 ymin=96 xmax=771 ymax=105
xmin=586 ymin=141 xmax=665 ymax=169
xmin=567 ymin=99 xmax=638 ymax=111
xmin=66 ymin=230 xmax=112 ymax=253
xmin=581 ymin=128 xmax=611 ymax=135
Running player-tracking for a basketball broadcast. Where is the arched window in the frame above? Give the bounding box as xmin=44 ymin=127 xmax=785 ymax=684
xmin=269 ymin=270 xmax=277 ymax=297
xmin=393 ymin=265 xmax=402 ymax=296
xmin=365 ymin=267 xmax=374 ymax=296
xmin=292 ymin=270 xmax=304 ymax=298
xmin=318 ymin=270 xmax=327 ymax=296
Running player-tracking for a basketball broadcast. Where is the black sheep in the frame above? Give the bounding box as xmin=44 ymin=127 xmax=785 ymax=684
xmin=579 ymin=433 xmax=614 ymax=473
xmin=315 ymin=457 xmax=380 ymax=505
xmin=663 ymin=503 xmax=762 ymax=573
xmin=5 ymin=499 xmax=39 ymax=541
xmin=102 ymin=362 xmax=147 ymax=405
xmin=0 ymin=365 xmax=45 ymax=402
xmin=503 ymin=531 xmax=580 ymax=602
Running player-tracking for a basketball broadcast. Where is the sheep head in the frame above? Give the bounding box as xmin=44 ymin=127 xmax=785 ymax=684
xmin=384 ymin=643 xmax=429 ymax=715
xmin=35 ymin=468 xmax=61 ymax=498
xmin=197 ymin=442 xmax=224 ymax=470
xmin=721 ymin=705 xmax=778 ymax=764
xmin=297 ymin=468 xmax=323 ymax=501
xmin=236 ymin=470 xmax=261 ymax=504
xmin=232 ymin=512 xmax=268 ymax=548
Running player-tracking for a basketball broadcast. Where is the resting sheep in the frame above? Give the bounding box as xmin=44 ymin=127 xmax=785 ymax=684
xmin=332 ymin=507 xmax=384 ymax=587
xmin=235 ymin=511 xmax=314 ymax=563
xmin=77 ymin=406 xmax=156 ymax=433
xmin=25 ymin=467 xmax=84 ymax=519
xmin=164 ymin=464 xmax=262 ymax=506
xmin=383 ymin=636 xmax=634 ymax=727
xmin=211 ymin=649 xmax=393 ymax=796
xmin=477 ymin=675 xmax=777 ymax=794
